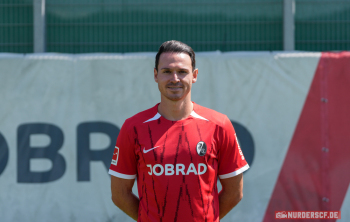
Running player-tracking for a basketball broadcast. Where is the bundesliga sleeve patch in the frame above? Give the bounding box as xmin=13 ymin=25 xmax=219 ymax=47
xmin=111 ymin=146 xmax=119 ymax=166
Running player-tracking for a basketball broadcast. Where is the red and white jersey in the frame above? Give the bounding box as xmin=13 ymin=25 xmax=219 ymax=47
xmin=109 ymin=102 xmax=249 ymax=222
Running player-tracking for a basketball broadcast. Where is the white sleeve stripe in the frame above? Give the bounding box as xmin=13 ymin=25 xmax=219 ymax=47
xmin=219 ymin=164 xmax=250 ymax=179
xmin=109 ymin=169 xmax=136 ymax=179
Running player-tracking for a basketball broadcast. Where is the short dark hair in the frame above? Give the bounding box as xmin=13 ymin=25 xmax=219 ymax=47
xmin=155 ymin=40 xmax=196 ymax=71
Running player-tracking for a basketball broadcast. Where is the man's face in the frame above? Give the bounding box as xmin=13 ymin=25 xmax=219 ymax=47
xmin=154 ymin=52 xmax=198 ymax=102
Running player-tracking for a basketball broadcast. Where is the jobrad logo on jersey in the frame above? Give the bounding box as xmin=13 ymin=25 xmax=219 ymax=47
xmin=146 ymin=163 xmax=207 ymax=176
xmin=235 ymin=133 xmax=245 ymax=160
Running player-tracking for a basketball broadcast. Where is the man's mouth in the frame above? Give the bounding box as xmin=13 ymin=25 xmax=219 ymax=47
xmin=167 ymin=87 xmax=182 ymax=90
xmin=167 ymin=85 xmax=183 ymax=89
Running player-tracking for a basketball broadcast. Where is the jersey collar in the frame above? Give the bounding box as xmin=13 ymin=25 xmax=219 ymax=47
xmin=143 ymin=102 xmax=208 ymax=123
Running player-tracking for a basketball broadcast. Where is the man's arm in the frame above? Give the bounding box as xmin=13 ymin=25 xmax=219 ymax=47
xmin=219 ymin=173 xmax=243 ymax=219
xmin=111 ymin=176 xmax=139 ymax=221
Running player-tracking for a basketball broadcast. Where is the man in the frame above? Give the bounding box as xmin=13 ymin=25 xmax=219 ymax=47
xmin=109 ymin=40 xmax=249 ymax=222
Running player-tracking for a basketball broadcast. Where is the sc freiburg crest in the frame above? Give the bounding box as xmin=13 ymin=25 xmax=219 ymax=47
xmin=196 ymin=141 xmax=207 ymax=156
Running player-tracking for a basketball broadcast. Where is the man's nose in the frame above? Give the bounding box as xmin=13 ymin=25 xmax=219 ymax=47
xmin=170 ymin=72 xmax=180 ymax=82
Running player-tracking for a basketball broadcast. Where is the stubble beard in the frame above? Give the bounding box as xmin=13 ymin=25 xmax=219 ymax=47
xmin=162 ymin=90 xmax=183 ymax=101
xmin=161 ymin=85 xmax=189 ymax=102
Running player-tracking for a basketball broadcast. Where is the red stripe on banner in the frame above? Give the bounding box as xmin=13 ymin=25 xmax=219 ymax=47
xmin=263 ymin=52 xmax=350 ymax=222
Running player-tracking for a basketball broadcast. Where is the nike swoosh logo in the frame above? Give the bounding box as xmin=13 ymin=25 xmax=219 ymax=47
xmin=143 ymin=146 xmax=159 ymax=153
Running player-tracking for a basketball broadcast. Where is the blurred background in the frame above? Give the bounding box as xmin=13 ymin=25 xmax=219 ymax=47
xmin=1 ymin=1 xmax=350 ymax=222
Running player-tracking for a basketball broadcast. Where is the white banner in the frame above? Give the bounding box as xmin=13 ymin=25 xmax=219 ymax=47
xmin=2 ymin=52 xmax=347 ymax=222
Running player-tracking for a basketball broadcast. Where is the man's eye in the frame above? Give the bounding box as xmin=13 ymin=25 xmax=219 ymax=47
xmin=164 ymin=70 xmax=171 ymax=73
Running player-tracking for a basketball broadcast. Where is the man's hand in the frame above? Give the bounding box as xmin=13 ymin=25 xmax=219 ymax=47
xmin=219 ymin=173 xmax=243 ymax=219
xmin=111 ymin=176 xmax=139 ymax=221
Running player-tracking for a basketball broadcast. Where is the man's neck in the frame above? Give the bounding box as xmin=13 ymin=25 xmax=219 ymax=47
xmin=158 ymin=98 xmax=193 ymax=121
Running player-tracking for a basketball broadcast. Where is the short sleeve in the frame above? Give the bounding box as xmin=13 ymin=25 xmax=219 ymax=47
xmin=108 ymin=120 xmax=137 ymax=179
xmin=217 ymin=116 xmax=249 ymax=179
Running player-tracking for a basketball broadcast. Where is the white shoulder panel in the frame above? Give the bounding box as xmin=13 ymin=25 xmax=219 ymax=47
xmin=190 ymin=111 xmax=209 ymax=121
xmin=143 ymin=113 xmax=161 ymax=123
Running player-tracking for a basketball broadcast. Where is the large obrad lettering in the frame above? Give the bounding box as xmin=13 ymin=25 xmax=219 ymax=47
xmin=17 ymin=123 xmax=66 ymax=183
xmin=0 ymin=132 xmax=9 ymax=176
xmin=77 ymin=122 xmax=120 ymax=181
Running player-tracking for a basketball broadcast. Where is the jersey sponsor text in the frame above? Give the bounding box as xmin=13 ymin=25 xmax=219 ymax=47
xmin=146 ymin=163 xmax=207 ymax=176
xmin=235 ymin=133 xmax=245 ymax=160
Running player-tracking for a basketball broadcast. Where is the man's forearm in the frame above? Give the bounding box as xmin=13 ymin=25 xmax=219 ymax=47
xmin=218 ymin=189 xmax=242 ymax=219
xmin=112 ymin=192 xmax=139 ymax=221
xmin=218 ymin=174 xmax=244 ymax=219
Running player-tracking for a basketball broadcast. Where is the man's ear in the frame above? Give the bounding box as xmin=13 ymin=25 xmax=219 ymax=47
xmin=192 ymin=68 xmax=198 ymax=83
xmin=154 ymin=68 xmax=158 ymax=83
